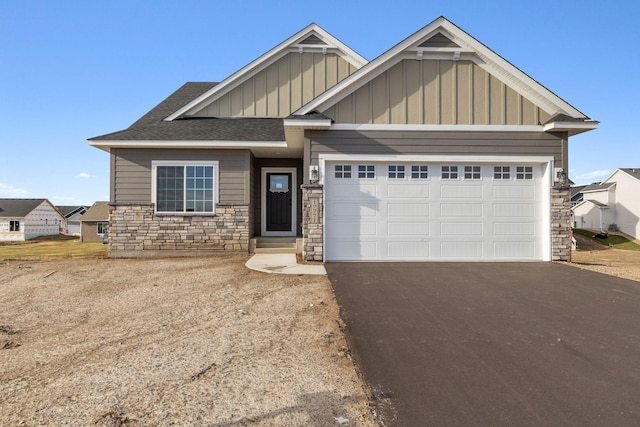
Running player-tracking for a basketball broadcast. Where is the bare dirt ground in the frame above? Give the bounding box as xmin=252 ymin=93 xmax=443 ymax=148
xmin=0 ymin=254 xmax=378 ymax=426
xmin=567 ymin=234 xmax=640 ymax=282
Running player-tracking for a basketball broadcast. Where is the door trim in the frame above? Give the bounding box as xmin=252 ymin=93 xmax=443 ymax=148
xmin=261 ymin=167 xmax=297 ymax=236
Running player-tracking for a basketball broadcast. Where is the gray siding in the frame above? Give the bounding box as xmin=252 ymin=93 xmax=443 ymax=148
xmin=112 ymin=148 xmax=251 ymax=204
xmin=307 ymin=130 xmax=566 ymax=167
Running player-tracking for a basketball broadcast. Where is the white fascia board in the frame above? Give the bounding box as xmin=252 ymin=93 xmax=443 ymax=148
xmin=88 ymin=140 xmax=288 ymax=150
xmin=164 ymin=24 xmax=367 ymax=121
xmin=283 ymin=119 xmax=332 ymax=129
xmin=543 ymin=120 xmax=599 ymax=134
xmin=330 ymin=124 xmax=544 ymax=132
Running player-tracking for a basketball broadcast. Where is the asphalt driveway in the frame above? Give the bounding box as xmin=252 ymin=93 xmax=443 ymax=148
xmin=326 ymin=262 xmax=640 ymax=426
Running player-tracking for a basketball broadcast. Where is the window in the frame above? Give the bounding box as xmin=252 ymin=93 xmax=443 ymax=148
xmin=516 ymin=166 xmax=533 ymax=180
xmin=411 ymin=165 xmax=428 ymax=179
xmin=494 ymin=166 xmax=510 ymax=179
xmin=334 ymin=165 xmax=351 ymax=178
xmin=441 ymin=166 xmax=458 ymax=179
xmin=9 ymin=220 xmax=19 ymax=232
xmin=154 ymin=161 xmax=217 ymax=213
xmin=388 ymin=165 xmax=405 ymax=179
xmin=464 ymin=166 xmax=481 ymax=179
xmin=97 ymin=222 xmax=108 ymax=235
xmin=358 ymin=165 xmax=375 ymax=179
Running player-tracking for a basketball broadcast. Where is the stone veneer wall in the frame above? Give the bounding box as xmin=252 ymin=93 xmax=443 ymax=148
xmin=551 ymin=186 xmax=572 ymax=262
xmin=301 ymin=184 xmax=323 ymax=261
xmin=108 ymin=203 xmax=249 ymax=257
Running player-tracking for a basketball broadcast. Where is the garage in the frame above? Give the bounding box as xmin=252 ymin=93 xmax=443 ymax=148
xmin=324 ymin=159 xmax=548 ymax=261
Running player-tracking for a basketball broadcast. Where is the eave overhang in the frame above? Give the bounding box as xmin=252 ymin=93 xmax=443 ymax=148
xmin=543 ymin=120 xmax=599 ymax=136
xmin=88 ymin=140 xmax=288 ymax=153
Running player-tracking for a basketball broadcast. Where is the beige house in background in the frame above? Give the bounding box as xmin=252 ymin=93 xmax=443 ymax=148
xmin=80 ymin=202 xmax=109 ymax=242
xmin=89 ymin=16 xmax=597 ymax=262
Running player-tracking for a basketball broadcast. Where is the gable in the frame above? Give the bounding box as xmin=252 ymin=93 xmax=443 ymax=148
xmin=296 ymin=17 xmax=596 ymax=134
xmin=165 ymin=24 xmax=367 ymax=120
xmin=195 ymin=52 xmax=357 ymax=118
xmin=323 ymin=58 xmax=551 ymax=125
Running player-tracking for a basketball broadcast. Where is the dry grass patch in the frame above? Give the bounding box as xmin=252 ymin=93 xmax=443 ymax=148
xmin=0 ymin=236 xmax=106 ymax=260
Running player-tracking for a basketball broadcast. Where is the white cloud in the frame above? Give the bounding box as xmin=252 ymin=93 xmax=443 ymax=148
xmin=0 ymin=183 xmax=30 ymax=198
xmin=574 ymin=169 xmax=612 ymax=181
xmin=75 ymin=172 xmax=96 ymax=179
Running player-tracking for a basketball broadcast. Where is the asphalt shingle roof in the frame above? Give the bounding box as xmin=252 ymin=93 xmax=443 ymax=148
xmin=89 ymin=82 xmax=286 ymax=142
xmin=81 ymin=202 xmax=110 ymax=222
xmin=582 ymin=182 xmax=615 ymax=193
xmin=0 ymin=199 xmax=47 ymax=218
xmin=620 ymin=168 xmax=640 ymax=181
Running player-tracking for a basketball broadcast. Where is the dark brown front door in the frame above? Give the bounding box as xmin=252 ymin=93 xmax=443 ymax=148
xmin=266 ymin=172 xmax=292 ymax=232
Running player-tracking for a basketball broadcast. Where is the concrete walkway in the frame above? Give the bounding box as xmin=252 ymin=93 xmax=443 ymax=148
xmin=245 ymin=253 xmax=326 ymax=275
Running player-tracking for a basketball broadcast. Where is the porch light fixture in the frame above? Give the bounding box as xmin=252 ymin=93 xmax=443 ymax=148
xmin=310 ymin=165 xmax=319 ymax=183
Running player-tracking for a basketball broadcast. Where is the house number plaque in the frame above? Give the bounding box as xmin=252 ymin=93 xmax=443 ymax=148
xmin=310 ymin=198 xmax=319 ymax=223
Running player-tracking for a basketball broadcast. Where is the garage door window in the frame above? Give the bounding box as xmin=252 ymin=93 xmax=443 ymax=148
xmin=494 ymin=166 xmax=510 ymax=179
xmin=358 ymin=165 xmax=375 ymax=179
xmin=388 ymin=165 xmax=405 ymax=179
xmin=441 ymin=166 xmax=458 ymax=179
xmin=516 ymin=166 xmax=534 ymax=180
xmin=334 ymin=165 xmax=352 ymax=178
xmin=411 ymin=165 xmax=428 ymax=179
xmin=464 ymin=166 xmax=481 ymax=180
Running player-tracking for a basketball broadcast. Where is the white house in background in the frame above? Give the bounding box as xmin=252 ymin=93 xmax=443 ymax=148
xmin=572 ymin=168 xmax=640 ymax=239
xmin=0 ymin=199 xmax=64 ymax=241
xmin=57 ymin=205 xmax=89 ymax=235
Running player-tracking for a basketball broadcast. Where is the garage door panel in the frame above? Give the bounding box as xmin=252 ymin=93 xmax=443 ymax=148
xmin=440 ymin=222 xmax=483 ymax=236
xmin=387 ymin=183 xmax=429 ymax=198
xmin=441 ymin=241 xmax=483 ymax=258
xmin=493 ymin=185 xmax=535 ymax=199
xmin=493 ymin=203 xmax=535 ymax=218
xmin=493 ymin=222 xmax=535 ymax=236
xmin=330 ymin=240 xmax=378 ymax=259
xmin=388 ymin=222 xmax=429 ymax=235
xmin=441 ymin=203 xmax=483 ymax=218
xmin=330 ymin=183 xmax=377 ymax=199
xmin=331 ymin=221 xmax=377 ymax=236
xmin=494 ymin=242 xmax=536 ymax=258
xmin=387 ymin=241 xmax=430 ymax=258
xmin=441 ymin=184 xmax=483 ymax=198
xmin=328 ymin=200 xmax=378 ymax=217
xmin=388 ymin=202 xmax=429 ymax=217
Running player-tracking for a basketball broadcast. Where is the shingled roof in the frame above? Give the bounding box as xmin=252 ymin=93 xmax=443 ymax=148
xmin=620 ymin=168 xmax=640 ymax=181
xmin=81 ymin=202 xmax=110 ymax=222
xmin=89 ymin=82 xmax=285 ymax=142
xmin=0 ymin=199 xmax=48 ymax=218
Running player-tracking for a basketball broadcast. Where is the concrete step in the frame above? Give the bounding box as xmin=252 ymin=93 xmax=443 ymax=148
xmin=250 ymin=237 xmax=302 ymax=254
xmin=253 ymin=247 xmax=299 ymax=254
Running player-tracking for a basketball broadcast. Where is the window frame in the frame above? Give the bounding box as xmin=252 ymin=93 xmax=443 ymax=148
xmin=464 ymin=165 xmax=481 ymax=180
xmin=388 ymin=165 xmax=406 ymax=179
xmin=9 ymin=220 xmax=19 ymax=232
xmin=411 ymin=165 xmax=429 ymax=179
xmin=151 ymin=160 xmax=219 ymax=215
xmin=358 ymin=165 xmax=375 ymax=179
xmin=97 ymin=221 xmax=108 ymax=235
xmin=441 ymin=165 xmax=459 ymax=180
xmin=334 ymin=164 xmax=352 ymax=179
xmin=494 ymin=166 xmax=511 ymax=180
xmin=516 ymin=165 xmax=534 ymax=180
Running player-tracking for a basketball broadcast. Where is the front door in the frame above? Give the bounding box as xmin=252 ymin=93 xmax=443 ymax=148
xmin=262 ymin=168 xmax=296 ymax=236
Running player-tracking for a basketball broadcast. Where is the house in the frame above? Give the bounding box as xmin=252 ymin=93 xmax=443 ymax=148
xmin=572 ymin=169 xmax=640 ymax=238
xmin=80 ymin=202 xmax=110 ymax=242
xmin=57 ymin=205 xmax=89 ymax=235
xmin=0 ymin=199 xmax=64 ymax=241
xmin=89 ymin=17 xmax=597 ymax=262
xmin=570 ymin=185 xmax=587 ymax=207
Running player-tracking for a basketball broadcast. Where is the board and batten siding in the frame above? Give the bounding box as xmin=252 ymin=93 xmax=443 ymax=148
xmin=197 ymin=52 xmax=357 ymax=118
xmin=306 ymin=130 xmax=566 ymax=175
xmin=111 ymin=149 xmax=251 ymax=204
xmin=322 ymin=59 xmax=552 ymax=126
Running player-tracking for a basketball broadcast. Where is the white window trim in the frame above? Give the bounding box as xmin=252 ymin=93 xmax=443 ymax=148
xmin=261 ymin=167 xmax=297 ymax=237
xmin=318 ymin=154 xmax=554 ymax=262
xmin=151 ymin=160 xmax=220 ymax=215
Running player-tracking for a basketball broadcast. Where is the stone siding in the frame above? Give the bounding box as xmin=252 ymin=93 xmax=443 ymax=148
xmin=551 ymin=186 xmax=572 ymax=262
xmin=108 ymin=203 xmax=249 ymax=257
xmin=301 ymin=184 xmax=323 ymax=261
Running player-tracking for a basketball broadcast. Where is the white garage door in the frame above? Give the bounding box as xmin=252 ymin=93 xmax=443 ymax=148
xmin=324 ymin=162 xmax=545 ymax=261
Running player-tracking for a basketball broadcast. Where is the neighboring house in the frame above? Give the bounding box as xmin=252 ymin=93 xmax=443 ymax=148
xmin=0 ymin=199 xmax=64 ymax=241
xmin=57 ymin=205 xmax=89 ymax=235
xmin=572 ymin=169 xmax=640 ymax=238
xmin=570 ymin=185 xmax=587 ymax=207
xmin=89 ymin=17 xmax=597 ymax=262
xmin=80 ymin=202 xmax=110 ymax=242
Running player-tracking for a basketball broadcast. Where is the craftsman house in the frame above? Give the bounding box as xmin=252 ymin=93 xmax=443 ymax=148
xmin=89 ymin=17 xmax=597 ymax=261
xmin=0 ymin=199 xmax=64 ymax=241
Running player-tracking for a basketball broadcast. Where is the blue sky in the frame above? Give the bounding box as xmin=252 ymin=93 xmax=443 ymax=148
xmin=1 ymin=0 xmax=638 ymax=205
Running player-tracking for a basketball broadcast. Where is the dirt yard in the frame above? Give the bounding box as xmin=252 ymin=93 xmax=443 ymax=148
xmin=568 ymin=234 xmax=640 ymax=282
xmin=0 ymin=255 xmax=378 ymax=426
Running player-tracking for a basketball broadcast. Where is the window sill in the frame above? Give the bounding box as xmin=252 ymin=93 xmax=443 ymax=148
xmin=154 ymin=212 xmax=217 ymax=217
